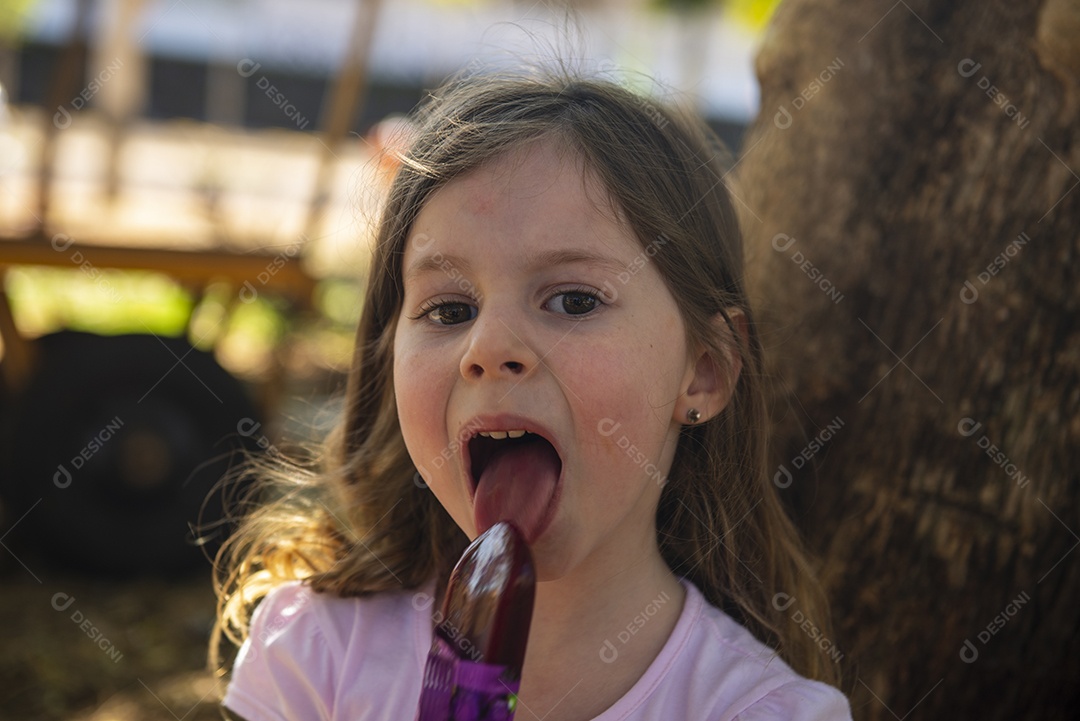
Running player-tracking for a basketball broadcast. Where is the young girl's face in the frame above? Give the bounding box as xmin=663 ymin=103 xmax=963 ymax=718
xmin=393 ymin=138 xmax=699 ymax=581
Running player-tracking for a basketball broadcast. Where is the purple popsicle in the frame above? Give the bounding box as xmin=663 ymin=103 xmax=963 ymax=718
xmin=416 ymin=522 xmax=536 ymax=721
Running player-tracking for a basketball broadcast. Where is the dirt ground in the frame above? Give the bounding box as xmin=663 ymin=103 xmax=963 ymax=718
xmin=0 ymin=550 xmax=227 ymax=721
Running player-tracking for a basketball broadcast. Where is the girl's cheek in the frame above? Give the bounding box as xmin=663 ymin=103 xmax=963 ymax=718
xmin=394 ymin=344 xmax=434 ymax=437
xmin=397 ymin=338 xmax=460 ymax=458
xmin=550 ymin=332 xmax=618 ymax=392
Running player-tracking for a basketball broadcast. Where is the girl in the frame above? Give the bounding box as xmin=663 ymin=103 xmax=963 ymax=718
xmin=212 ymin=68 xmax=853 ymax=721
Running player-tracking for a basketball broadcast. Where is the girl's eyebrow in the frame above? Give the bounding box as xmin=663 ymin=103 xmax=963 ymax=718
xmin=404 ymin=248 xmax=627 ymax=282
xmin=526 ymin=249 xmax=627 ymax=275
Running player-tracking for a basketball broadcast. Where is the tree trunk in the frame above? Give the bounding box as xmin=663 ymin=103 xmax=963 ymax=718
xmin=735 ymin=1 xmax=1080 ymax=718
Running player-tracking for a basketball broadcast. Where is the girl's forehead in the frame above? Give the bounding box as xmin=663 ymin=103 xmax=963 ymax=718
xmin=399 ymin=157 xmax=645 ymax=289
xmin=409 ymin=139 xmax=626 ymax=246
xmin=453 ymin=139 xmax=585 ymax=201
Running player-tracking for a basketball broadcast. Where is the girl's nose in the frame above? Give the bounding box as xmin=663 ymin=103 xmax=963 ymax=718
xmin=459 ymin=310 xmax=534 ymax=380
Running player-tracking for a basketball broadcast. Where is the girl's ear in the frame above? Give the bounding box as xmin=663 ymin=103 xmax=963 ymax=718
xmin=675 ymin=309 xmax=747 ymax=425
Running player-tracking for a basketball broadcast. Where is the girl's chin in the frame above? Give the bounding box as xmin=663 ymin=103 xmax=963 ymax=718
xmin=521 ymin=523 xmax=582 ymax=583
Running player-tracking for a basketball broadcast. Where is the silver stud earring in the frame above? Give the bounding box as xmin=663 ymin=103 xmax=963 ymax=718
xmin=686 ymin=408 xmax=701 ymax=424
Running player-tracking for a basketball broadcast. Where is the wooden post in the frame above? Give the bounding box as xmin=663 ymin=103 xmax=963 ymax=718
xmin=301 ymin=0 xmax=384 ymax=244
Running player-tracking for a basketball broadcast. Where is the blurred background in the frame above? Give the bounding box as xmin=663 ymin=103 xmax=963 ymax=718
xmin=0 ymin=0 xmax=776 ymax=718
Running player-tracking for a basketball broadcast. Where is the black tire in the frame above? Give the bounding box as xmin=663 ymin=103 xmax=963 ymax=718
xmin=0 ymin=330 xmax=260 ymax=576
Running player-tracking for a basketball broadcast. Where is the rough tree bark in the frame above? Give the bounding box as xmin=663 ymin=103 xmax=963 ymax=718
xmin=735 ymin=1 xmax=1079 ymax=718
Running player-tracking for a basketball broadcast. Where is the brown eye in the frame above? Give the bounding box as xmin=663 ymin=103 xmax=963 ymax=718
xmin=546 ymin=291 xmax=601 ymax=316
xmin=425 ymin=303 xmax=476 ymax=325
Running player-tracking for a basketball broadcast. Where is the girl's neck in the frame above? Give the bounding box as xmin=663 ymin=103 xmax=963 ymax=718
xmin=517 ymin=540 xmax=686 ymax=720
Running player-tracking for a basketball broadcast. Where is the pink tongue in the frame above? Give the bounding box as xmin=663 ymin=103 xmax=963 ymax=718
xmin=474 ymin=439 xmax=560 ymax=544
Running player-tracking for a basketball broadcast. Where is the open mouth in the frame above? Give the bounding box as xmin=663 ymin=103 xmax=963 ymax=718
xmin=467 ymin=431 xmax=559 ymax=489
xmin=467 ymin=430 xmax=563 ymax=543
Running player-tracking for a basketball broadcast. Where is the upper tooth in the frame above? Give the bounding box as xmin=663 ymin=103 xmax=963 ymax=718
xmin=477 ymin=429 xmax=527 ymax=439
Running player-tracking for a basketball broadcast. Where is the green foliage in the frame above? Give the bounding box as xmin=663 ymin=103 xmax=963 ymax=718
xmin=0 ymin=0 xmax=38 ymax=42
xmin=316 ymin=278 xmax=364 ymax=329
xmin=3 ymin=267 xmax=360 ymax=380
xmin=651 ymin=0 xmax=783 ymax=29
xmin=5 ymin=267 xmax=192 ymax=337
xmin=651 ymin=0 xmax=717 ymax=12
xmin=725 ymin=0 xmax=783 ymax=28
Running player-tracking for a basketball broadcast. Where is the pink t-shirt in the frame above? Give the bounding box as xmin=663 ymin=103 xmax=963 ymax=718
xmin=223 ymin=579 xmax=851 ymax=721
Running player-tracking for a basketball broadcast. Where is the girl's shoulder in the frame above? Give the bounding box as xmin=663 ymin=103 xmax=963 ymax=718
xmin=599 ymin=580 xmax=851 ymax=721
xmin=248 ymin=579 xmax=433 ymax=651
xmin=683 ymin=581 xmax=851 ymax=721
xmin=223 ymin=581 xmax=434 ymax=721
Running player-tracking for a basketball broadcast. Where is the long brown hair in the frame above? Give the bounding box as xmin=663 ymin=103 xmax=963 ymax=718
xmin=211 ymin=67 xmax=842 ymax=686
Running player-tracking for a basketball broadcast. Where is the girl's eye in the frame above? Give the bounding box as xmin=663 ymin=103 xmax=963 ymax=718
xmin=417 ymin=301 xmax=477 ymax=325
xmin=545 ymin=289 xmax=603 ymax=316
